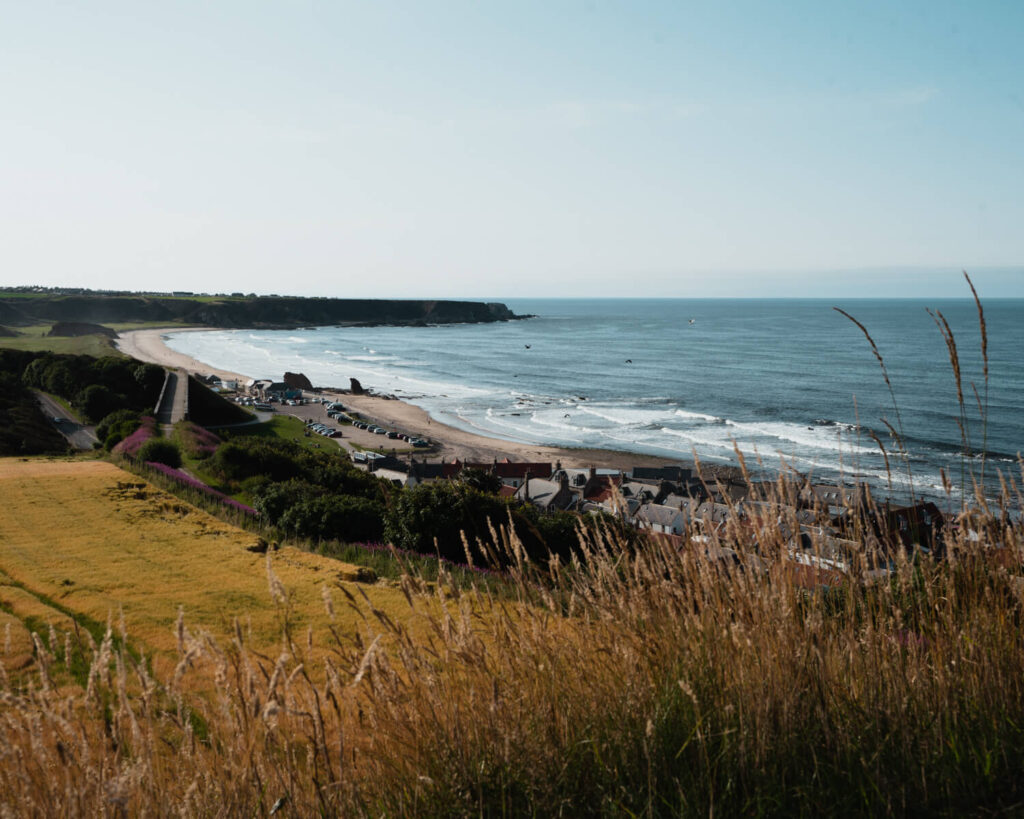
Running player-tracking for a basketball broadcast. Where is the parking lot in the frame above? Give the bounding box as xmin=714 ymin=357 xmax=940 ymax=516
xmin=241 ymin=394 xmax=432 ymax=462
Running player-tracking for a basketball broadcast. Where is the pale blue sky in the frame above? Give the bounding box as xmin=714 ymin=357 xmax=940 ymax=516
xmin=1 ymin=1 xmax=1022 ymax=297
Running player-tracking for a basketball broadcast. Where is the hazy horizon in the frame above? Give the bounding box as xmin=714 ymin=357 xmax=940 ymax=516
xmin=2 ymin=2 xmax=1022 ymax=298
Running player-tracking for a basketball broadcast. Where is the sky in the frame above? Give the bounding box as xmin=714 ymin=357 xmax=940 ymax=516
xmin=1 ymin=1 xmax=1022 ymax=299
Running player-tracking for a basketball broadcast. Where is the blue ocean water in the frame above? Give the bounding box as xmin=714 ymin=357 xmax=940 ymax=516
xmin=166 ymin=298 xmax=1024 ymax=500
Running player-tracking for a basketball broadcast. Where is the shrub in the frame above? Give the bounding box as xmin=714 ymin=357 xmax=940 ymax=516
xmin=279 ymin=494 xmax=385 ymax=543
xmin=175 ymin=421 xmax=223 ymax=458
xmin=384 ymin=481 xmax=512 ymax=563
xmin=136 ymin=438 xmax=182 ymax=469
xmin=144 ymin=461 xmax=257 ymax=516
xmin=252 ymin=479 xmax=326 ymax=521
xmin=113 ymin=417 xmax=158 ymax=457
xmin=96 ymin=408 xmax=142 ymax=450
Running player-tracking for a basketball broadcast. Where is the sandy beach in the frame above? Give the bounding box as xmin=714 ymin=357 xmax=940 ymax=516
xmin=116 ymin=328 xmax=734 ymax=475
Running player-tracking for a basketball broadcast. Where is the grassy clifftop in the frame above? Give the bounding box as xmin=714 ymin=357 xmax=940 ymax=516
xmin=0 ymin=289 xmax=521 ymax=329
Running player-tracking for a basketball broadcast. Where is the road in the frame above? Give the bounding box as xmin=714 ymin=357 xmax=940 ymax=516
xmin=155 ymin=369 xmax=189 ymax=425
xmin=34 ymin=392 xmax=99 ymax=451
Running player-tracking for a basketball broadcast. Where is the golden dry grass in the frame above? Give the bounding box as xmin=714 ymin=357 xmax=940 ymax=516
xmin=2 ymin=459 xmax=1023 ymax=815
xmin=0 ymin=458 xmax=417 ymax=670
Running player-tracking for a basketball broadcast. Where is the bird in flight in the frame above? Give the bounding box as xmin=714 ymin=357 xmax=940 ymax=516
xmin=524 ymin=344 xmax=531 ymax=349
xmin=625 ymin=359 xmax=632 ymax=364
xmin=688 ymin=318 xmax=695 ymax=325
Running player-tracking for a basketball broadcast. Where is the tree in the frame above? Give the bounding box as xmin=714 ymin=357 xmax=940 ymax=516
xmin=253 ymin=479 xmax=326 ymax=522
xmin=75 ymin=384 xmax=119 ymax=422
xmin=459 ymin=467 xmax=502 ymax=494
xmin=384 ymin=481 xmax=511 ymax=563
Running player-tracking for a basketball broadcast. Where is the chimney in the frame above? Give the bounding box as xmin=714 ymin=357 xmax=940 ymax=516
xmin=523 ymin=472 xmax=531 ymax=502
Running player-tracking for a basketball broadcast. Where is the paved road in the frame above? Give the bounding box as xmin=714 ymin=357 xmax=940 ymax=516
xmin=34 ymin=392 xmax=98 ymax=450
xmin=155 ymin=369 xmax=189 ymax=425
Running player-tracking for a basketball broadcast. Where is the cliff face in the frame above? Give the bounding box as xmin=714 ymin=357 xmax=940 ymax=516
xmin=0 ymin=295 xmax=523 ymax=328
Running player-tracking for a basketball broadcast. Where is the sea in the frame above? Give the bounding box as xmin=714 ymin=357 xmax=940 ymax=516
xmin=165 ymin=298 xmax=1024 ymax=504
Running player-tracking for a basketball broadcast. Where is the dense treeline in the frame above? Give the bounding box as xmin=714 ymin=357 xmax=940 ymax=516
xmin=0 ymin=369 xmax=68 ymax=455
xmin=201 ymin=434 xmax=628 ymax=566
xmin=207 ymin=437 xmax=390 ymax=543
xmin=0 ymin=350 xmax=156 ymax=455
xmin=15 ymin=351 xmax=164 ymax=422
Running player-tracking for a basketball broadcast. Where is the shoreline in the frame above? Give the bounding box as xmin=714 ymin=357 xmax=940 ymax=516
xmin=115 ymin=327 xmax=743 ymax=479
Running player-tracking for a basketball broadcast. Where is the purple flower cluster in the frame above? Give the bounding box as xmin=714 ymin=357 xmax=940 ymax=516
xmin=144 ymin=461 xmax=257 ymax=516
xmin=114 ymin=417 xmax=157 ymax=456
xmin=179 ymin=422 xmax=222 ymax=457
xmin=349 ymin=541 xmax=505 ymax=578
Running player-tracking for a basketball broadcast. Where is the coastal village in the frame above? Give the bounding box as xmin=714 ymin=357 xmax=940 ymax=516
xmin=218 ymin=371 xmax=950 ymax=586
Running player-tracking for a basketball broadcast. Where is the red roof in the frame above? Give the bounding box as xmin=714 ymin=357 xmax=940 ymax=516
xmin=583 ymin=475 xmax=621 ymax=501
xmin=463 ymin=461 xmax=552 ymax=479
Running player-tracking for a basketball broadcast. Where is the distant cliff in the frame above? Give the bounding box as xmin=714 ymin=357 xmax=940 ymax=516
xmin=0 ymin=293 xmax=525 ymax=328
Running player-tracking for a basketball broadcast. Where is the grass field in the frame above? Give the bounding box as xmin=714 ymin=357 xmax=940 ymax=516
xmin=0 ymin=325 xmax=121 ymax=356
xmin=1 ymin=454 xmax=1023 ymax=814
xmin=227 ymin=413 xmax=346 ymax=452
xmin=0 ymin=458 xmax=414 ymax=675
xmin=0 ymin=321 xmax=202 ymax=356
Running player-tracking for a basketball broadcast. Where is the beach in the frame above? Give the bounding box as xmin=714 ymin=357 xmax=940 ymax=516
xmin=115 ymin=328 xmax=728 ymax=475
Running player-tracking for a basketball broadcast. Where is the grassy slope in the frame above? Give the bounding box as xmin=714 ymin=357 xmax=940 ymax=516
xmin=224 ymin=413 xmax=344 ymax=452
xmin=0 ymin=459 xmax=416 ymax=673
xmin=0 ymin=321 xmax=202 ymax=356
xmin=0 ymin=325 xmax=122 ymax=356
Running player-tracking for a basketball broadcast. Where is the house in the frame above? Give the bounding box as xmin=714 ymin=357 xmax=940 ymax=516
xmin=799 ymin=483 xmax=868 ymax=521
xmin=514 ymin=475 xmax=573 ymax=511
xmin=373 ymin=468 xmax=417 ymax=488
xmin=410 ymin=460 xmax=462 ymax=483
xmin=460 ymin=459 xmax=553 ymax=488
xmin=588 ymin=493 xmax=642 ymax=521
xmin=619 ymin=480 xmax=670 ymax=504
xmin=635 ymin=503 xmax=688 ymax=535
xmin=884 ymin=501 xmax=944 ymax=550
xmin=630 ymin=465 xmax=693 ymax=484
xmin=266 ymin=382 xmax=302 ymax=400
xmin=692 ymin=501 xmax=739 ymax=536
xmin=662 ymin=494 xmax=701 ymax=514
xmin=552 ymin=467 xmax=593 ymax=491
xmin=786 ymin=528 xmax=868 ymax=574
xmin=550 ymin=466 xmax=625 ymax=505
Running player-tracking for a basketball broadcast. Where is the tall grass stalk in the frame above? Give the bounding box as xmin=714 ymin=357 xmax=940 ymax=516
xmin=964 ymin=271 xmax=990 ymax=494
xmin=833 ymin=308 xmax=916 ymax=504
xmin=1 ymin=486 xmax=1023 ymax=816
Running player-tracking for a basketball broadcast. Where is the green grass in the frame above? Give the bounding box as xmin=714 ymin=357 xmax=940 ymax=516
xmin=105 ymin=321 xmax=206 ymax=331
xmin=227 ymin=414 xmax=348 ymax=453
xmin=0 ymin=321 xmax=210 ymax=357
xmin=0 ymin=325 xmax=122 ymax=356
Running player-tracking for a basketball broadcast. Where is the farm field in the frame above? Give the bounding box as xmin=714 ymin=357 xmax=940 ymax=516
xmin=0 ymin=458 xmax=414 ymax=676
